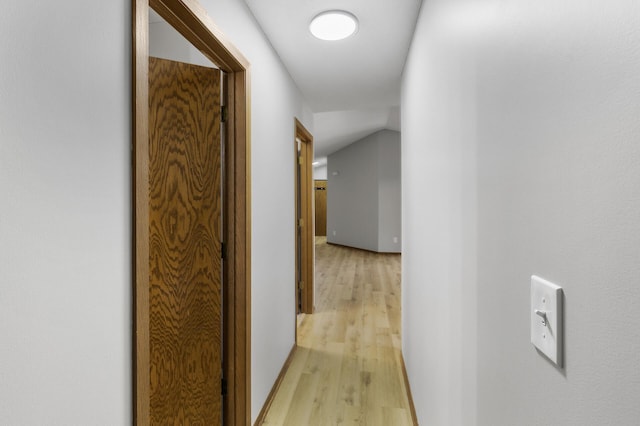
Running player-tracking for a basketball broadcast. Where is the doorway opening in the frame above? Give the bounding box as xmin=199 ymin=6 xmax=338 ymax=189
xmin=133 ymin=0 xmax=251 ymax=424
xmin=294 ymin=119 xmax=314 ymax=331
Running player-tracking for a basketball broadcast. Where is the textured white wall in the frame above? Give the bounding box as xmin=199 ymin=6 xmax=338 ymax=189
xmin=402 ymin=0 xmax=640 ymax=425
xmin=401 ymin=1 xmax=477 ymax=424
xmin=198 ymin=1 xmax=313 ymax=422
xmin=475 ymin=1 xmax=640 ymax=424
xmin=0 ymin=1 xmax=131 ymax=424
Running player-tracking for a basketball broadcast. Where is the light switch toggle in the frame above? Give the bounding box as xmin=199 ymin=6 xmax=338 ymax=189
xmin=534 ymin=309 xmax=547 ymax=326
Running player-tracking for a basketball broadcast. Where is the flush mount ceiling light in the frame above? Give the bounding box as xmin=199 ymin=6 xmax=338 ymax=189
xmin=309 ymin=10 xmax=358 ymax=41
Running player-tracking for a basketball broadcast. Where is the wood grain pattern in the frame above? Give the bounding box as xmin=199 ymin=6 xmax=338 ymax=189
xmin=149 ymin=57 xmax=222 ymax=425
xmin=314 ymin=180 xmax=327 ymax=237
xmin=261 ymin=238 xmax=413 ymax=425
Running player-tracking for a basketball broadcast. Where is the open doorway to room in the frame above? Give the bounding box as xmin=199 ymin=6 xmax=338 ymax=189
xmin=132 ymin=1 xmax=250 ymax=424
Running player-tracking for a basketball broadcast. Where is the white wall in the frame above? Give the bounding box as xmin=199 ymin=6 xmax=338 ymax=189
xmin=149 ymin=14 xmax=213 ymax=68
xmin=197 ymin=1 xmax=313 ymax=422
xmin=474 ymin=1 xmax=640 ymax=424
xmin=402 ymin=2 xmax=477 ymax=423
xmin=0 ymin=1 xmax=131 ymax=424
xmin=327 ymin=130 xmax=401 ymax=253
xmin=402 ymin=0 xmax=640 ymax=425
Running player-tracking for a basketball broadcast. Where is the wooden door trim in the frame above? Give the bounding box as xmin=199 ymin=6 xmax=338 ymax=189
xmin=133 ymin=0 xmax=251 ymax=424
xmin=294 ymin=119 xmax=314 ymax=315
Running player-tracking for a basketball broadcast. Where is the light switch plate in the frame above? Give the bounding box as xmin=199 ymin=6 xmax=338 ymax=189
xmin=531 ymin=275 xmax=563 ymax=367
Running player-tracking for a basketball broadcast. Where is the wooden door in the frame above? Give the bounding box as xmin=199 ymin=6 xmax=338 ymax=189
xmin=148 ymin=57 xmax=223 ymax=425
xmin=314 ymin=180 xmax=327 ymax=236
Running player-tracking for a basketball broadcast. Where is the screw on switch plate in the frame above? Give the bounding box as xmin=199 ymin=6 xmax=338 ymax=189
xmin=531 ymin=275 xmax=564 ymax=367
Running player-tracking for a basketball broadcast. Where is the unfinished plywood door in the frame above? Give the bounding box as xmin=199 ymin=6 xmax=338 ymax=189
xmin=314 ymin=180 xmax=327 ymax=237
xmin=149 ymin=57 xmax=222 ymax=425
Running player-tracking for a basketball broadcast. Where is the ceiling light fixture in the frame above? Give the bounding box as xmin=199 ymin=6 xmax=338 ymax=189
xmin=309 ymin=10 xmax=358 ymax=41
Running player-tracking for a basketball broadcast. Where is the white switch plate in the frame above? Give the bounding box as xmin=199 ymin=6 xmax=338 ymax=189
xmin=531 ymin=275 xmax=563 ymax=367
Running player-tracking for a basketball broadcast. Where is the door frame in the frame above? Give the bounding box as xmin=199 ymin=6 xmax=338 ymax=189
xmin=133 ymin=1 xmax=251 ymax=424
xmin=294 ymin=118 xmax=314 ymax=316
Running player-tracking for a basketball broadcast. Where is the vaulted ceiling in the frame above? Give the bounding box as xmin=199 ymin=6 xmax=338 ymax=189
xmin=244 ymin=0 xmax=422 ymax=159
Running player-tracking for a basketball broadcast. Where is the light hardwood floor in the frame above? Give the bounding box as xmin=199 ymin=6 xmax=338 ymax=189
xmin=260 ymin=237 xmax=414 ymax=425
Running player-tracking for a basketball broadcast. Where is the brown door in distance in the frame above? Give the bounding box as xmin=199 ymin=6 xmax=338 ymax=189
xmin=314 ymin=180 xmax=327 ymax=236
xmin=148 ymin=57 xmax=223 ymax=425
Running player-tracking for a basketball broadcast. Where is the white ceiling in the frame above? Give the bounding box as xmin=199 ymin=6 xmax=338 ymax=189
xmin=243 ymin=0 xmax=422 ymax=159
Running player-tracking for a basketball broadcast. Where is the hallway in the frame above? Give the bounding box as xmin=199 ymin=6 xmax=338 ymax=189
xmin=260 ymin=238 xmax=414 ymax=425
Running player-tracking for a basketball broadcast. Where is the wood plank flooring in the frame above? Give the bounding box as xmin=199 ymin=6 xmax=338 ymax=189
xmin=260 ymin=238 xmax=413 ymax=425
